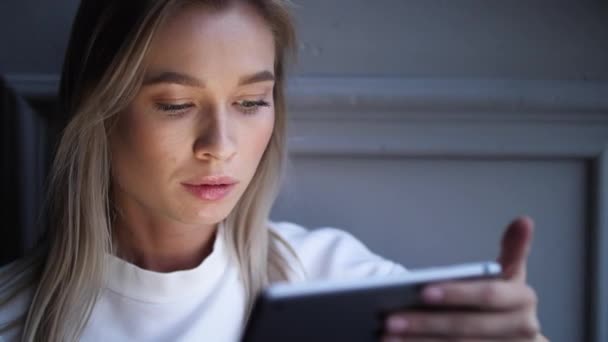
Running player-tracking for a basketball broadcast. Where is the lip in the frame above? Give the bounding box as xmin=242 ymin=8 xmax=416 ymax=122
xmin=183 ymin=175 xmax=239 ymax=186
xmin=181 ymin=175 xmax=239 ymax=201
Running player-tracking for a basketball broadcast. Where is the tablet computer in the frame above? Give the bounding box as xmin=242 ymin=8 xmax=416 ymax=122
xmin=241 ymin=261 xmax=501 ymax=342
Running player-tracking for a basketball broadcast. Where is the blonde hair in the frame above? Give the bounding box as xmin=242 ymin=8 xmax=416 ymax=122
xmin=0 ymin=0 xmax=297 ymax=340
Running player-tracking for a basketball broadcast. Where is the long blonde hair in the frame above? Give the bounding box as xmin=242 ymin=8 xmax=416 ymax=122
xmin=0 ymin=0 xmax=297 ymax=340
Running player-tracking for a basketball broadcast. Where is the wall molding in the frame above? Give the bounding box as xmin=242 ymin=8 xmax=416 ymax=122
xmin=6 ymin=74 xmax=608 ymax=158
xmin=593 ymin=146 xmax=608 ymax=342
xmin=6 ymin=73 xmax=608 ymax=118
xmin=287 ymin=77 xmax=608 ymax=119
xmin=5 ymin=74 xmax=60 ymax=99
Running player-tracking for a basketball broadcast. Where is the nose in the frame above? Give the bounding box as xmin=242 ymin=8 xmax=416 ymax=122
xmin=193 ymin=106 xmax=237 ymax=162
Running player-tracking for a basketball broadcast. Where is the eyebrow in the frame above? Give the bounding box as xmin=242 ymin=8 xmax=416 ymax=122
xmin=142 ymin=70 xmax=275 ymax=88
xmin=238 ymin=70 xmax=275 ymax=86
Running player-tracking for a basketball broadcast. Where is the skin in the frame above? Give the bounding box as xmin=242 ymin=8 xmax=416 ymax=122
xmin=107 ymin=2 xmax=548 ymax=340
xmin=109 ymin=2 xmax=276 ymax=272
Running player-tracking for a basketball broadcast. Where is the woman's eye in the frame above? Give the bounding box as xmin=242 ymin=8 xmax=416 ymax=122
xmin=155 ymin=103 xmax=194 ymax=117
xmin=236 ymin=99 xmax=271 ymax=115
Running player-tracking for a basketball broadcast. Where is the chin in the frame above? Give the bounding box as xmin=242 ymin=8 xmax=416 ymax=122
xmin=175 ymin=191 xmax=241 ymax=225
xmin=191 ymin=205 xmax=233 ymax=223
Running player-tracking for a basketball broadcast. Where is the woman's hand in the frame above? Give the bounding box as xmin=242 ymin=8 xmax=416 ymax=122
xmin=382 ymin=217 xmax=549 ymax=342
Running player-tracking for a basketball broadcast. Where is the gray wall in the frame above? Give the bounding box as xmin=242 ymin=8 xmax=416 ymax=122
xmin=3 ymin=0 xmax=608 ymax=79
xmin=2 ymin=1 xmax=608 ymax=341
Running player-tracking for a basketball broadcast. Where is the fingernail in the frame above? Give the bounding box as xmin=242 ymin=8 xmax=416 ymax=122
xmin=423 ymin=286 xmax=444 ymax=303
xmin=386 ymin=316 xmax=409 ymax=333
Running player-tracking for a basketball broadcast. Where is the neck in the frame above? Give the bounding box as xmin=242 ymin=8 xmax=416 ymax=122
xmin=112 ymin=201 xmax=218 ymax=273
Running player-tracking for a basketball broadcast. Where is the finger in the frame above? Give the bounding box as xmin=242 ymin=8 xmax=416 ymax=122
xmin=420 ymin=279 xmax=538 ymax=310
xmin=497 ymin=216 xmax=534 ymax=282
xmin=384 ymin=310 xmax=540 ymax=339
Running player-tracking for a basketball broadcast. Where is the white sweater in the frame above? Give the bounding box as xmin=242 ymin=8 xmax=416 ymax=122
xmin=0 ymin=221 xmax=406 ymax=341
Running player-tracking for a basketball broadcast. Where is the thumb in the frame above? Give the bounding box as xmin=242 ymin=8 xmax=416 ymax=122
xmin=497 ymin=216 xmax=534 ymax=282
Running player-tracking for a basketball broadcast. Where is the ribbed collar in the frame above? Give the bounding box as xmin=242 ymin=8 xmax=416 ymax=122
xmin=104 ymin=223 xmax=229 ymax=303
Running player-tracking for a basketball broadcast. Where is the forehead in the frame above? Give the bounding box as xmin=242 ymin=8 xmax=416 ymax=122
xmin=144 ymin=2 xmax=276 ymax=79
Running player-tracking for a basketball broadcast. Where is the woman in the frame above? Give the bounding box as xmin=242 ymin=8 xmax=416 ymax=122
xmin=0 ymin=0 xmax=547 ymax=341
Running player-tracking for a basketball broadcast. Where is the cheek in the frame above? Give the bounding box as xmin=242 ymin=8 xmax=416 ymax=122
xmin=234 ymin=112 xmax=274 ymax=186
xmin=245 ymin=113 xmax=275 ymax=162
xmin=111 ymin=110 xmax=188 ymax=188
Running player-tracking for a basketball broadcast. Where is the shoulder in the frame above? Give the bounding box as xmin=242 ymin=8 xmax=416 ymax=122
xmin=268 ymin=221 xmax=407 ymax=280
xmin=0 ymin=260 xmax=38 ymax=341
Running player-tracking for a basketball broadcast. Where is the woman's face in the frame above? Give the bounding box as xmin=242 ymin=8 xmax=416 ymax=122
xmin=109 ymin=2 xmax=276 ymax=226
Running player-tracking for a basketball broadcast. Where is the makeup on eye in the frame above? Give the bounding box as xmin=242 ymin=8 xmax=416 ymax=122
xmin=155 ymin=102 xmax=195 ymax=112
xmin=153 ymin=102 xmax=195 ymax=118
xmin=153 ymin=98 xmax=272 ymax=117
xmin=235 ymin=99 xmax=271 ymax=115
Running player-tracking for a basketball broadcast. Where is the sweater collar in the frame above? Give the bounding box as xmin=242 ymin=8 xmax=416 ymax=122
xmin=105 ymin=223 xmax=230 ymax=303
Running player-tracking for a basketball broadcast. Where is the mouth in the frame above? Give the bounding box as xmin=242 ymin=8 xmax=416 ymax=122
xmin=181 ymin=175 xmax=239 ymax=201
xmin=182 ymin=183 xmax=237 ymax=201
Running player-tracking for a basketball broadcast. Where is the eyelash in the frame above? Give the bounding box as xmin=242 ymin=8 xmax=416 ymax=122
xmin=238 ymin=100 xmax=271 ymax=115
xmin=155 ymin=103 xmax=194 ymax=116
xmin=155 ymin=100 xmax=271 ymax=117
